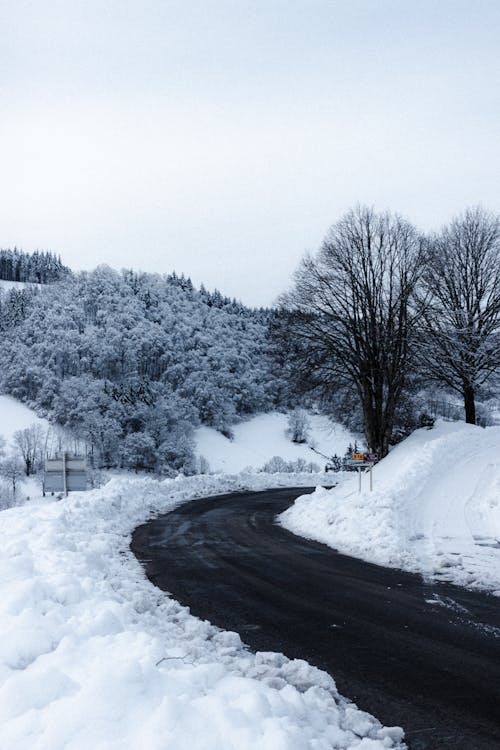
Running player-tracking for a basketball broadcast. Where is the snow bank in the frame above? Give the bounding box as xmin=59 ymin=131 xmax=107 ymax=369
xmin=0 ymin=472 xmax=405 ymax=750
xmin=280 ymin=421 xmax=500 ymax=595
xmin=195 ymin=412 xmax=356 ymax=473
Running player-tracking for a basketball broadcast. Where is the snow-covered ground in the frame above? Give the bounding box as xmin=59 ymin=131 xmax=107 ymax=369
xmin=281 ymin=421 xmax=500 ymax=595
xmin=0 ymin=394 xmax=50 ymax=445
xmin=0 ymin=473 xmax=405 ymax=750
xmin=195 ymin=412 xmax=356 ymax=473
xmin=0 ymin=279 xmax=39 ymax=292
xmin=0 ymin=395 xmax=52 ymax=503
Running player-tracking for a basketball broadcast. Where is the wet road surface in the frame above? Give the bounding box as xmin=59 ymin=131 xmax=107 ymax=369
xmin=131 ymin=487 xmax=500 ymax=750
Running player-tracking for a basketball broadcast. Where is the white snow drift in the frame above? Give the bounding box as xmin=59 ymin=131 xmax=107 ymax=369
xmin=281 ymin=421 xmax=500 ymax=595
xmin=0 ymin=472 xmax=405 ymax=750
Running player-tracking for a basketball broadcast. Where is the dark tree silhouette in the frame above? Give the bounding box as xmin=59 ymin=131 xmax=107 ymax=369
xmin=418 ymin=207 xmax=500 ymax=424
xmin=280 ymin=206 xmax=424 ymax=457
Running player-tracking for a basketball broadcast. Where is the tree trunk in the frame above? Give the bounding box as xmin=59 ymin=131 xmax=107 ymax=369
xmin=362 ymin=392 xmax=391 ymax=458
xmin=463 ymin=384 xmax=476 ymax=425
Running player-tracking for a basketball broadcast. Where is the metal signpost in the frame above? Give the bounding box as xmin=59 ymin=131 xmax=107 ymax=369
xmin=344 ymin=453 xmax=378 ymax=492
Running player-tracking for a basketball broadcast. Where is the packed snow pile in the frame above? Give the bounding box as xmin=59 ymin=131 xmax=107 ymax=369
xmin=195 ymin=412 xmax=356 ymax=474
xmin=280 ymin=421 xmax=500 ymax=595
xmin=0 ymin=472 xmax=405 ymax=750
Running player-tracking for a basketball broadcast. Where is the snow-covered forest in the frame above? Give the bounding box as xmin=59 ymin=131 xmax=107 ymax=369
xmin=0 ymin=266 xmax=287 ymax=474
xmin=0 ymin=249 xmax=69 ymax=284
xmin=1 ymin=205 xmax=499 ymax=478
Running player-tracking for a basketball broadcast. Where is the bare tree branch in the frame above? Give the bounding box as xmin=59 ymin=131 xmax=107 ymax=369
xmin=279 ymin=206 xmax=424 ymax=456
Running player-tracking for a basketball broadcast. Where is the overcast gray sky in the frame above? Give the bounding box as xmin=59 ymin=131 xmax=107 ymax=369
xmin=1 ymin=1 xmax=499 ymax=306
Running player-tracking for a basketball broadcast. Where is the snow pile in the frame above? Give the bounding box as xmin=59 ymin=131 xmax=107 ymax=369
xmin=0 ymin=472 xmax=405 ymax=750
xmin=195 ymin=412 xmax=355 ymax=474
xmin=280 ymin=421 xmax=500 ymax=595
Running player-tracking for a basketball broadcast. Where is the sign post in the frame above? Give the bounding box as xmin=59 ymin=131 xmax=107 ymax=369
xmin=344 ymin=452 xmax=378 ymax=493
xmin=62 ymin=451 xmax=67 ymax=497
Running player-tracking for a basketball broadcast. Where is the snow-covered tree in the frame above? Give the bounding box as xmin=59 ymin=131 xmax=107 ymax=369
xmin=0 ymin=452 xmax=24 ymax=496
xmin=418 ymin=207 xmax=500 ymax=424
xmin=0 ymin=248 xmax=69 ymax=283
xmin=262 ymin=456 xmax=290 ymax=473
xmin=120 ymin=432 xmax=156 ymax=472
xmin=287 ymin=408 xmax=311 ymax=444
xmin=13 ymin=424 xmax=45 ymax=476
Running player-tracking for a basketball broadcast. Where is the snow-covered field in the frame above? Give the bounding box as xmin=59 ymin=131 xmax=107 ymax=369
xmin=195 ymin=412 xmax=356 ymax=473
xmin=281 ymin=421 xmax=500 ymax=595
xmin=0 ymin=394 xmax=50 ymax=445
xmin=0 ymin=473 xmax=405 ymax=750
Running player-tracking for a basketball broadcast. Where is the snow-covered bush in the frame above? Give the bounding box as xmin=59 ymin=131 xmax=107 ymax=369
xmin=262 ymin=456 xmax=289 ymax=473
xmin=261 ymin=456 xmax=320 ymax=473
xmin=287 ymin=408 xmax=311 ymax=443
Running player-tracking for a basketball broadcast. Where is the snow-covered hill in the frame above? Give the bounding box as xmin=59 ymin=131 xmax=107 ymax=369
xmin=194 ymin=412 xmax=356 ymax=473
xmin=0 ymin=394 xmax=50 ymax=445
xmin=281 ymin=420 xmax=500 ymax=595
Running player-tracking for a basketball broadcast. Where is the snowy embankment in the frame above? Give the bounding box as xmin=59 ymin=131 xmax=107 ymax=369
xmin=281 ymin=421 xmax=500 ymax=595
xmin=0 ymin=472 xmax=405 ymax=750
xmin=195 ymin=412 xmax=355 ymax=473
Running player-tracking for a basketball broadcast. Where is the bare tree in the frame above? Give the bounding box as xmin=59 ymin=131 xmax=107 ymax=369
xmin=418 ymin=207 xmax=500 ymax=424
xmin=13 ymin=423 xmax=45 ymax=476
xmin=280 ymin=206 xmax=424 ymax=457
xmin=0 ymin=453 xmax=24 ymax=497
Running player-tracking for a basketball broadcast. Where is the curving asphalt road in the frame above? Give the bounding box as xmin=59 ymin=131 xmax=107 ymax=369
xmin=131 ymin=487 xmax=500 ymax=750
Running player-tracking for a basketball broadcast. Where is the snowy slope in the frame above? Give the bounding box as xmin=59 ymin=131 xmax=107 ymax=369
xmin=195 ymin=412 xmax=356 ymax=473
xmin=0 ymin=279 xmax=25 ymax=291
xmin=0 ymin=396 xmax=53 ymax=502
xmin=0 ymin=474 xmax=405 ymax=750
xmin=280 ymin=421 xmax=500 ymax=595
xmin=0 ymin=279 xmax=39 ymax=292
xmin=0 ymin=394 xmax=50 ymax=445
